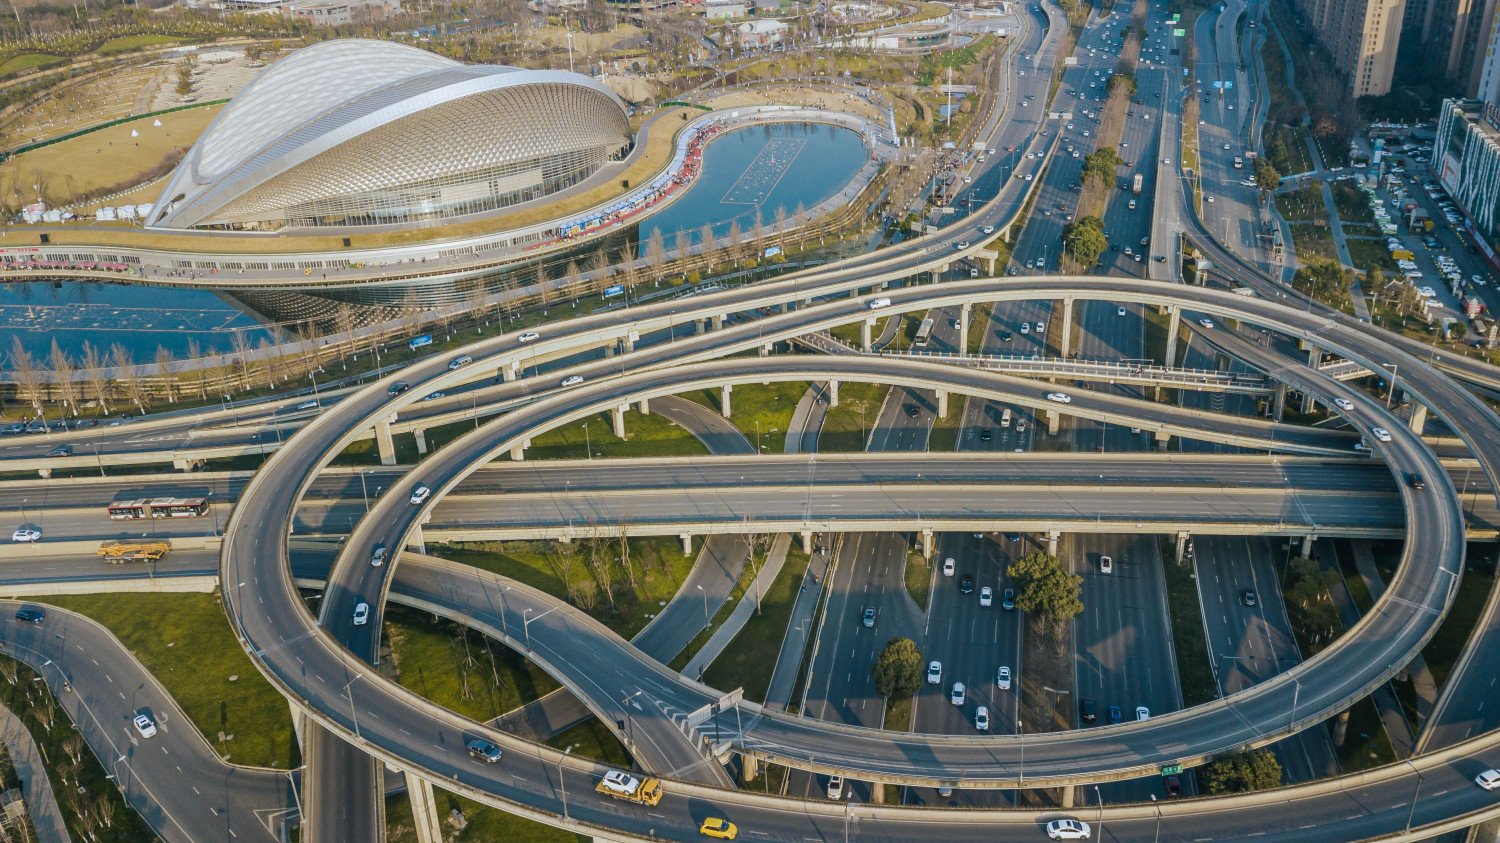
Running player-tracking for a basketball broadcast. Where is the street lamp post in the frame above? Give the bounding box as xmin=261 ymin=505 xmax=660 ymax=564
xmin=621 ymin=690 xmax=644 ymax=754
xmin=1383 ymin=363 xmax=1399 ymax=410
xmin=695 ymin=584 xmax=709 ymax=626
xmin=1094 ymin=785 xmax=1103 ymax=840
xmin=559 ymin=744 xmax=575 ymax=821
xmin=1405 ymin=760 xmax=1424 ymax=834
xmin=1152 ymin=794 xmax=1161 ymax=843
xmin=523 ymin=605 xmax=560 ymax=650
xmin=343 ymin=673 xmax=365 ymax=739
xmin=497 ymin=585 xmax=513 ymax=638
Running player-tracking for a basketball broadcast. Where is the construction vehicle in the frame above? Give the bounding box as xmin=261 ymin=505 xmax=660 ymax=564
xmin=97 ymin=540 xmax=171 ymax=563
xmin=595 ymin=770 xmax=663 ymax=806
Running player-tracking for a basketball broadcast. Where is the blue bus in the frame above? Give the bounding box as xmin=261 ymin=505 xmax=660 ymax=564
xmin=408 ymin=334 xmax=433 ymax=350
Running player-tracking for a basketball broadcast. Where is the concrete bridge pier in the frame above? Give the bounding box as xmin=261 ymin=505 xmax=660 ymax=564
xmin=410 ymin=524 xmax=427 ymax=555
xmin=921 ymin=528 xmax=935 ymax=559
xmin=760 ymin=342 xmax=773 ymax=357
xmin=406 ymin=774 xmax=444 ymax=843
xmin=828 ymin=380 xmax=840 ymax=407
xmin=1272 ymin=382 xmax=1288 ymax=421
xmin=171 ymin=458 xmax=202 ymax=472
xmin=712 ymin=314 xmax=725 ymax=331
xmin=861 ymin=318 xmax=875 ymax=351
xmin=680 ymin=533 xmax=694 ymax=556
xmin=1154 ymin=429 xmax=1171 ymax=450
xmin=1163 ymin=306 xmax=1182 ymax=368
xmin=1045 ymin=408 xmax=1061 ymax=435
xmin=741 ymin=754 xmax=759 ymax=783
xmin=959 ymin=302 xmax=973 ymax=352
xmin=1061 ymin=784 xmax=1076 ymax=808
xmin=1300 ymin=534 xmax=1316 ymax=558
xmin=612 ymin=405 xmax=627 ymax=438
xmin=502 ymin=360 xmax=520 ymax=382
xmin=509 ymin=441 xmax=527 ymax=461
xmin=1046 ymin=530 xmax=1060 ymax=556
xmin=801 ymin=531 xmax=814 ymax=554
xmin=1059 ymin=297 xmax=1074 ymax=358
xmin=1409 ymin=402 xmax=1428 ymax=435
xmin=638 ymin=397 xmax=650 ymax=415
xmin=375 ymin=419 xmax=397 ymax=466
xmin=721 ymin=384 xmax=733 ymax=418
xmin=413 ymin=428 xmax=428 ymax=455
xmin=1301 ymin=345 xmax=1322 ymax=414
xmin=936 ymin=390 xmax=949 ymax=418
xmin=1175 ymin=531 xmax=1191 ymax=563
xmin=870 ymin=782 xmax=886 ymax=803
xmin=622 ymin=332 xmax=636 ymax=354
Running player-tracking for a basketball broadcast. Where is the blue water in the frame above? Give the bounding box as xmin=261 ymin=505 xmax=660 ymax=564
xmin=0 ymin=281 xmax=274 ymax=364
xmin=639 ymin=121 xmax=869 ymax=250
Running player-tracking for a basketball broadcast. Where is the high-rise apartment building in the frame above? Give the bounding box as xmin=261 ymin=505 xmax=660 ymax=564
xmin=1290 ymin=0 xmax=1406 ymax=96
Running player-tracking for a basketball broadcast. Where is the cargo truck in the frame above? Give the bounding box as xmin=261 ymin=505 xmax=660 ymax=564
xmin=1132 ymin=173 xmax=1144 ymax=195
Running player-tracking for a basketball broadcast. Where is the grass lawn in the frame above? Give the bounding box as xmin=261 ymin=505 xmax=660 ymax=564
xmin=684 ymin=381 xmax=809 ymax=453
xmin=882 ymin=694 xmax=910 ymax=731
xmin=546 ymin=718 xmax=629 ymax=764
xmin=818 ymin=381 xmax=891 ymax=451
xmin=701 ymin=548 xmax=811 ymax=702
xmin=1330 ymin=182 xmax=1375 ymax=225
xmin=1289 ymin=223 xmax=1338 ymax=262
xmin=97 ymin=34 xmax=189 ymax=54
xmin=519 ymin=409 xmax=708 ymax=461
xmin=966 ymin=302 xmax=995 ymax=353
xmin=1421 ymin=562 xmax=1495 ymax=689
xmin=384 ymin=606 xmax=561 ymax=723
xmin=904 ymin=548 xmax=932 ymax=611
xmin=1275 ymin=185 xmax=1324 ymax=220
xmin=1346 ymin=238 xmax=1397 ymax=273
xmin=387 ymin=788 xmax=588 ymax=843
xmin=437 ymin=536 xmax=691 ymax=641
xmin=0 ymin=53 xmax=66 ymax=77
xmin=831 ymin=315 xmax=885 ymax=347
xmin=0 ymin=104 xmax=222 ymax=207
xmin=928 ymin=406 xmax=962 ymax=451
xmin=1336 ymin=696 xmax=1396 ymax=772
xmin=35 ymin=593 xmax=298 ymax=768
xmin=1160 ymin=546 xmax=1219 ymax=707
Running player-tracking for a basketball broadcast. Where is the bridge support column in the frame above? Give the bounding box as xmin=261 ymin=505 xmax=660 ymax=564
xmin=375 ymin=419 xmax=397 ymax=466
xmin=406 ymin=774 xmax=444 ymax=843
xmin=638 ymin=397 xmax=650 ymax=415
xmin=36 ymin=467 xmax=50 ymax=478
xmin=1045 ymin=408 xmax=1061 ymax=435
xmin=410 ymin=524 xmax=427 ymax=555
xmin=1409 ymin=403 xmax=1428 ymax=435
xmin=870 ymin=782 xmax=886 ymax=804
xmin=170 ymin=459 xmax=197 ymax=472
xmin=921 ymin=528 xmax=934 ymax=559
xmin=828 ymin=380 xmax=840 ymax=407
xmin=1175 ymin=531 xmax=1191 ymax=563
xmin=1046 ymin=531 xmax=1060 ymax=556
xmin=613 ymin=405 xmax=627 ymax=439
xmin=412 ymin=428 xmax=428 ymax=455
xmin=502 ymin=360 xmax=520 ymax=382
xmin=1300 ymin=346 xmax=1321 ymax=414
xmin=760 ymin=342 xmax=773 ymax=357
xmin=861 ymin=318 xmax=874 ymax=352
xmin=1272 ymin=382 xmax=1288 ymax=421
xmin=681 ymin=533 xmax=693 ymax=556
xmin=721 ymin=384 xmax=733 ymax=418
xmin=712 ymin=314 xmax=724 ymax=331
xmin=959 ymin=303 xmax=973 ymax=353
xmin=1061 ymin=784 xmax=1076 ymax=808
xmin=510 ymin=443 xmax=526 ymax=461
xmin=1154 ymin=429 xmax=1171 ymax=450
xmin=1060 ymin=297 xmax=1074 ymax=358
xmin=936 ymin=390 xmax=949 ymax=418
xmin=1300 ymin=534 xmax=1315 ymax=558
xmin=1163 ymin=307 xmax=1181 ymax=367
xmin=801 ymin=531 xmax=813 ymax=554
xmin=695 ymin=318 xmax=706 ymax=336
xmin=741 ymin=754 xmax=759 ymax=783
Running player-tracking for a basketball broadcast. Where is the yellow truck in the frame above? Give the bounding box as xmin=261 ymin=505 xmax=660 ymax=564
xmin=97 ymin=540 xmax=171 ymax=563
xmin=595 ymin=770 xmax=663 ymax=806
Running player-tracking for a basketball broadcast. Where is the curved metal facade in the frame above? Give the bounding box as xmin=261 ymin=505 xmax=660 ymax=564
xmin=150 ymin=39 xmax=632 ymax=231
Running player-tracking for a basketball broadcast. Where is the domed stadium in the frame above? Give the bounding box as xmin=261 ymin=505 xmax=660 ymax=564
xmin=149 ymin=39 xmax=633 ymax=231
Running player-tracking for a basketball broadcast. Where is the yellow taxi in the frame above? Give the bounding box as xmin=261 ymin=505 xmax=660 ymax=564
xmin=699 ymin=817 xmax=738 ymax=839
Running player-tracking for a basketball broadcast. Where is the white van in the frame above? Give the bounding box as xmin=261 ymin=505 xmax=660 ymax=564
xmin=1001 ymin=407 xmax=1013 ymax=428
xmin=868 ymin=297 xmax=892 ymax=309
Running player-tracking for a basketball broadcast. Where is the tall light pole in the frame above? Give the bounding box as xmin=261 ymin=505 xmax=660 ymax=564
xmin=620 ymin=690 xmax=643 ymax=755
xmin=343 ymin=673 xmax=365 ymax=739
xmin=695 ymin=584 xmax=709 ymax=626
xmin=558 ymin=744 xmax=575 ymax=821
xmin=1094 ymin=784 xmax=1103 ymax=840
xmin=1151 ymin=794 xmax=1161 ymax=843
xmin=1404 ymin=760 xmax=1424 ymax=834
xmin=523 ymin=605 xmax=559 ymax=650
xmin=1383 ymin=362 xmax=1399 ymax=410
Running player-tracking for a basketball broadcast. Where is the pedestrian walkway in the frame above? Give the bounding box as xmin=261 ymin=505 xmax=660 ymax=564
xmin=0 ymin=702 xmax=71 ymax=843
xmin=762 ymin=540 xmax=835 ymax=711
xmin=683 ymin=534 xmax=792 ymax=680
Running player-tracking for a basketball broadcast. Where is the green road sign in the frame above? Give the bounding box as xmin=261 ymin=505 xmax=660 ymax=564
xmin=1161 ymin=764 xmax=1184 ymax=776
xmin=1173 ymin=28 xmax=1187 ymax=36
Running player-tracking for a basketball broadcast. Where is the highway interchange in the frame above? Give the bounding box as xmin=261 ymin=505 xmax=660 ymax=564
xmin=11 ymin=0 xmax=1500 ymax=840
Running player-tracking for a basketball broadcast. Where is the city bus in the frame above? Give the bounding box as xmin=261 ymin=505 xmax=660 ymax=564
xmin=1001 ymin=407 xmax=1013 ymax=428
xmin=913 ymin=317 xmax=935 ymax=347
xmin=106 ymin=497 xmax=210 ymax=520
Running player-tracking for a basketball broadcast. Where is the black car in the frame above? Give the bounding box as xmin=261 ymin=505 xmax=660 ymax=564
xmin=1407 ymin=472 xmax=1426 ymax=490
xmin=47 ymin=445 xmax=72 ymax=457
xmin=960 ymin=574 xmax=975 ymax=594
xmin=979 ymin=427 xmax=994 ymax=442
xmin=862 ymin=606 xmax=877 ymax=628
xmin=13 ymin=607 xmax=43 ymax=625
xmin=1165 ymin=775 xmax=1183 ymax=798
xmin=1241 ymin=588 xmax=1258 ymax=607
xmin=1081 ymin=698 xmax=1098 ymax=722
xmin=904 ymin=403 xmax=921 ymax=418
xmin=465 ymin=738 xmax=502 ymax=763
xmin=387 ymin=381 xmax=412 ymax=396
xmin=999 ymin=330 xmax=1014 ymax=342
xmin=1001 ymin=588 xmax=1016 ymax=610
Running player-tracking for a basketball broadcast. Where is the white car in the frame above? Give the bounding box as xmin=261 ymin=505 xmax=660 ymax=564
xmin=409 ymin=485 xmax=431 ymax=505
xmin=1206 ymin=196 xmax=1215 ymax=203
xmin=517 ymin=331 xmax=540 ymax=343
xmin=1020 ymin=323 xmax=1031 ymax=335
xmin=951 ymin=682 xmax=966 ymax=705
xmin=1099 ymin=555 xmax=1113 ymax=573
xmin=10 ymin=528 xmax=39 ymax=543
xmin=295 ymin=399 xmax=320 ymax=411
xmin=1333 ymin=397 xmax=1354 ymax=411
xmin=352 ymin=602 xmax=370 ymax=626
xmin=982 ymin=225 xmax=995 ymax=234
xmin=133 ymin=713 xmax=157 ymax=738
xmin=1047 ymin=818 xmax=1093 ymax=840
xmin=943 ymin=557 xmax=956 ymax=576
xmin=997 ymin=666 xmax=1013 ymax=690
xmin=979 ymin=586 xmax=993 ymax=607
xmin=561 ymin=375 xmax=585 ymax=387
xmin=1372 ymin=427 xmax=1393 ymax=443
xmin=1136 ymin=706 xmax=1150 ymax=721
xmin=868 ymin=297 xmax=892 ymax=309
xmin=927 ymin=661 xmax=943 ymax=685
xmin=1198 ymin=318 xmax=1214 ymax=328
xmin=1046 ymin=392 xmax=1072 ymax=404
xmin=1117 ymin=306 xmax=1127 ymax=317
xmin=827 ymin=776 xmax=844 ymax=800
xmin=975 ymin=706 xmax=990 ymax=731
xmin=1035 ymin=321 xmax=1046 ymax=334
xmin=1477 ymin=769 xmax=1500 ymax=790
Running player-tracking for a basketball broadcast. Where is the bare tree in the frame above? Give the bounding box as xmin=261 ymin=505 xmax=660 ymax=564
xmin=674 ymin=227 xmax=691 ymax=262
xmin=229 ymin=330 xmax=254 ymax=392
xmin=774 ymin=205 xmax=788 ymax=248
xmin=698 ymin=224 xmax=716 ymax=270
xmin=154 ymin=346 xmax=179 ymax=404
xmin=0 ymin=660 xmax=16 ymax=685
xmin=48 ymin=339 xmax=77 ymax=416
xmin=7 ymin=337 xmax=44 ymax=420
xmin=185 ymin=337 xmax=208 ymax=401
xmin=110 ymin=343 xmax=146 ymax=413
xmin=560 ymin=261 xmax=581 ymax=309
xmin=645 ymin=228 xmax=667 ymax=284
